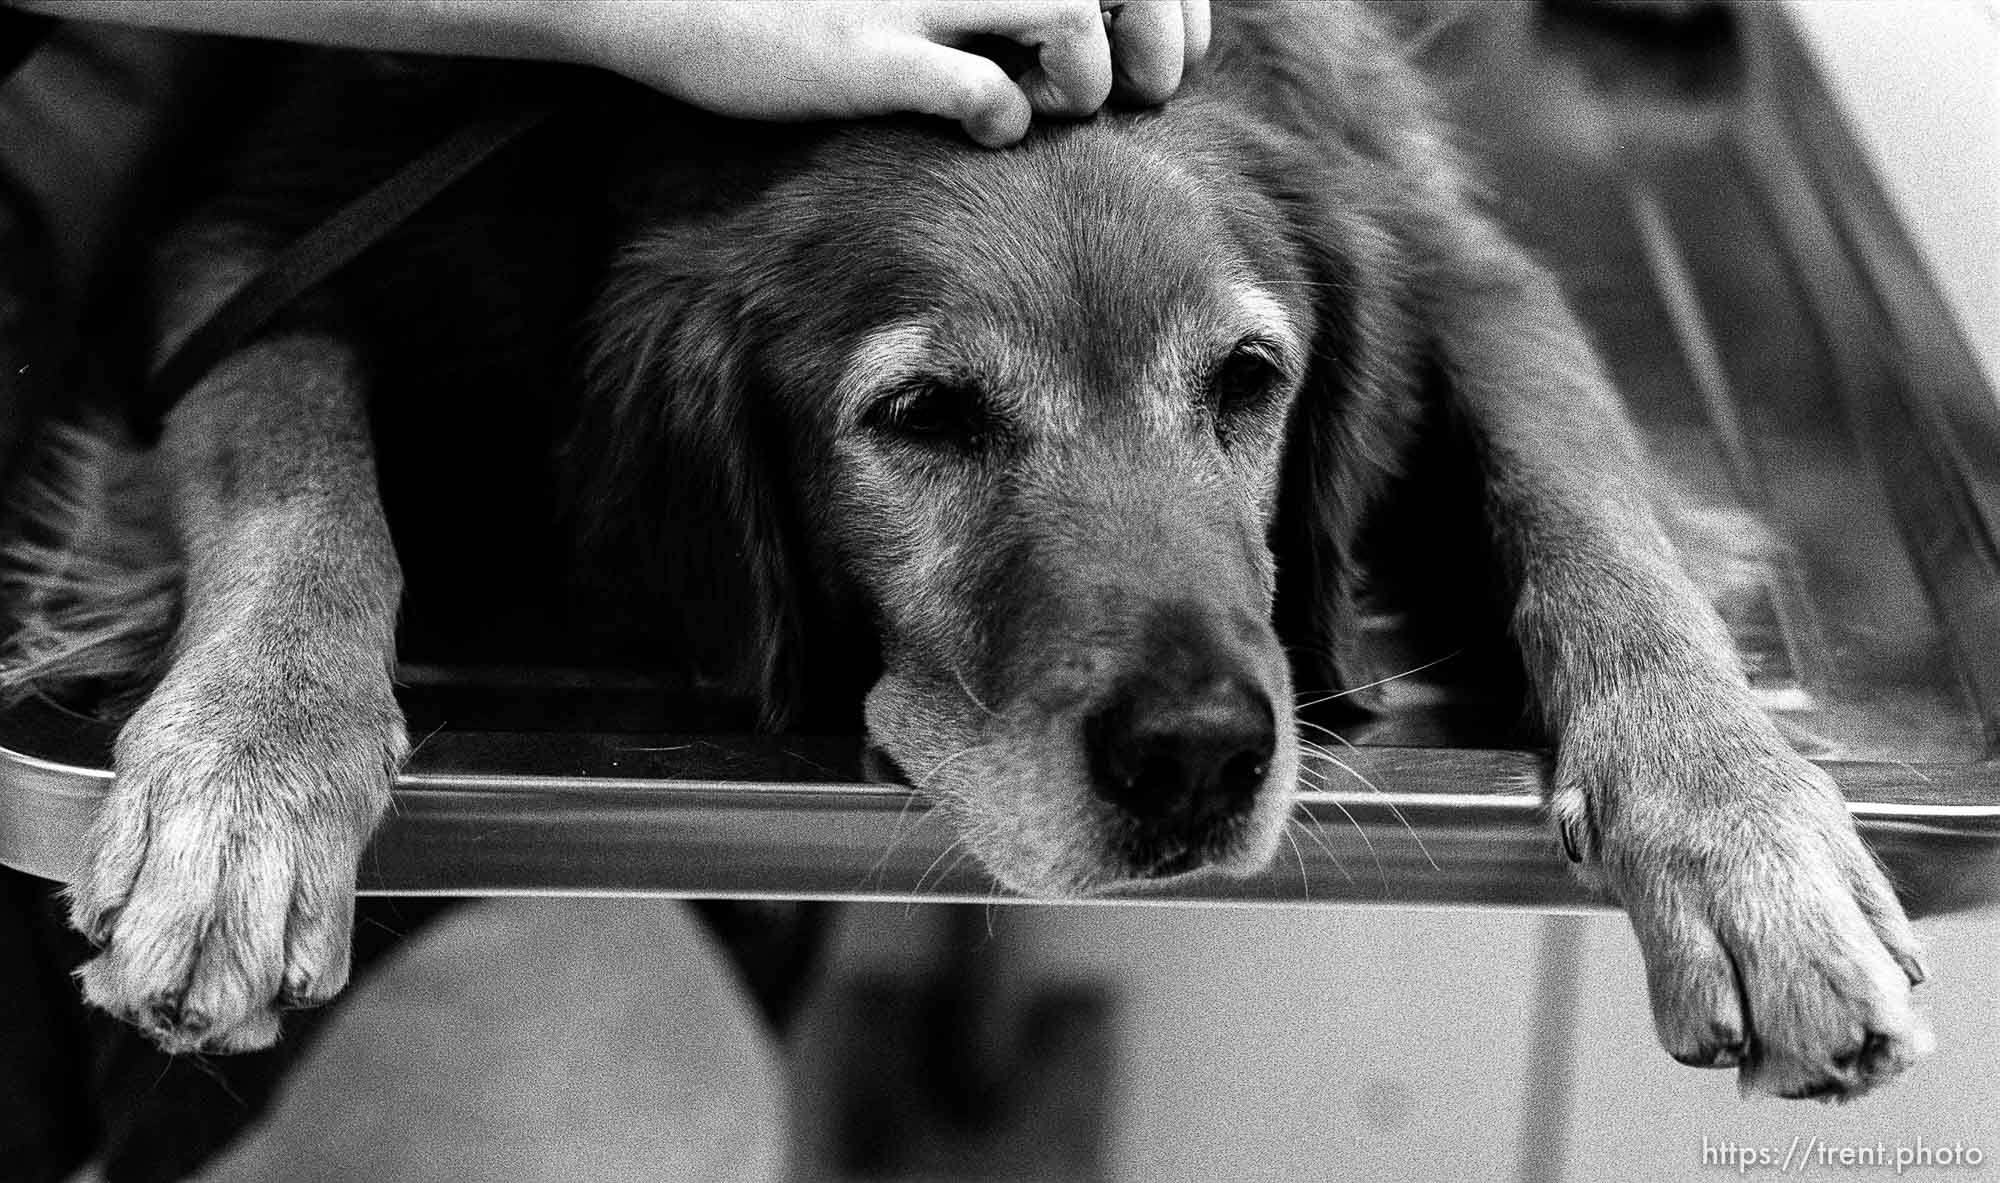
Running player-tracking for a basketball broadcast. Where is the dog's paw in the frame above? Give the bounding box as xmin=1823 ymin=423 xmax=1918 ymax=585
xmin=69 ymin=675 xmax=405 ymax=1054
xmin=1555 ymin=741 xmax=1930 ymax=1100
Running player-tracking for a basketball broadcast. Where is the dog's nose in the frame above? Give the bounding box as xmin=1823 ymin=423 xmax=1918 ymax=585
xmin=1086 ymin=675 xmax=1276 ymax=826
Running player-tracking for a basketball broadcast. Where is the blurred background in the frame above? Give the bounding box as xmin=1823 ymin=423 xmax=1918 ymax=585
xmin=786 ymin=903 xmax=1997 ymax=1181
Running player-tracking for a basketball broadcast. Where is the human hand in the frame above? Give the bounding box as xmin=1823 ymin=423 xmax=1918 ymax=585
xmin=560 ymin=1 xmax=1212 ymax=146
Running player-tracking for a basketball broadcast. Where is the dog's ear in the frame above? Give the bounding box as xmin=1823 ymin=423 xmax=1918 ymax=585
xmin=1226 ymin=3 xmax=1519 ymax=710
xmin=567 ymin=224 xmax=810 ymax=730
xmin=1253 ymin=140 xmax=1429 ymax=712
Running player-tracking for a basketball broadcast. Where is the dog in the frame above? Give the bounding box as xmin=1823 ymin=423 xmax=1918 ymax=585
xmin=1 ymin=1 xmax=1928 ymax=1100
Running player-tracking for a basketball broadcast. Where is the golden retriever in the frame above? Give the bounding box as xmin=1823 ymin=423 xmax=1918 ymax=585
xmin=2 ymin=1 xmax=1928 ymax=1100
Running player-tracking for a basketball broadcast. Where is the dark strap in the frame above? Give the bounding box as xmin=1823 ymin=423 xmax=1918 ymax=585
xmin=133 ymin=101 xmax=556 ymax=438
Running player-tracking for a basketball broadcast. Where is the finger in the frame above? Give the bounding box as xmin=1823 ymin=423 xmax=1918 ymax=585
xmin=1181 ymin=0 xmax=1212 ymax=66
xmin=882 ymin=39 xmax=1035 ymax=147
xmin=912 ymin=0 xmax=1099 ymax=44
xmin=1106 ymin=1 xmax=1186 ymax=104
xmin=1016 ymin=4 xmax=1114 ymax=117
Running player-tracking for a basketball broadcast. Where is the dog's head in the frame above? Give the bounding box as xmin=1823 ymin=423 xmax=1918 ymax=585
xmin=577 ymin=6 xmax=1442 ymax=894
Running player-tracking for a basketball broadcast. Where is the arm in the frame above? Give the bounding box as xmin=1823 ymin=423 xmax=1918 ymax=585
xmin=12 ymin=0 xmax=1211 ymax=147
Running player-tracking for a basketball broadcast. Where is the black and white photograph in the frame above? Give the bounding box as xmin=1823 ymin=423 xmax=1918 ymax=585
xmin=0 ymin=1 xmax=1993 ymax=1179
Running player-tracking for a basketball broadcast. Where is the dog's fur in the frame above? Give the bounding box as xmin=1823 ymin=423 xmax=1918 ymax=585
xmin=2 ymin=3 xmax=1928 ymax=1098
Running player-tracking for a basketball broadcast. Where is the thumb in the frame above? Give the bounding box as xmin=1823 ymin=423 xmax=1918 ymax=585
xmin=878 ymin=38 xmax=1035 ymax=147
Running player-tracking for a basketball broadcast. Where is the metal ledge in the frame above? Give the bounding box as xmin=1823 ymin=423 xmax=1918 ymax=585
xmin=4 ymin=732 xmax=1997 ymax=915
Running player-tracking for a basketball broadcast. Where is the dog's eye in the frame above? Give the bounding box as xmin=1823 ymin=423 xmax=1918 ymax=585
xmin=1207 ymin=340 xmax=1285 ymax=421
xmin=867 ymin=379 xmax=989 ymax=447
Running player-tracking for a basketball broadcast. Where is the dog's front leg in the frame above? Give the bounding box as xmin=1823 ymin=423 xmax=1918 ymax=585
xmin=1422 ymin=247 xmax=1929 ymax=1099
xmin=71 ymin=333 xmax=406 ymax=1054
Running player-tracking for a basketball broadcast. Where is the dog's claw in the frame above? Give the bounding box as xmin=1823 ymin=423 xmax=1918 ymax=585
xmin=143 ymin=990 xmax=205 ymax=1039
xmin=84 ymin=905 xmax=122 ymax=950
xmin=1673 ymin=1040 xmax=1745 ymax=1069
xmin=1775 ymin=1078 xmax=1848 ymax=1103
xmin=278 ymin=976 xmax=333 ymax=1011
xmin=1831 ymin=1030 xmax=1898 ymax=1077
xmin=145 ymin=1001 xmax=177 ymax=1031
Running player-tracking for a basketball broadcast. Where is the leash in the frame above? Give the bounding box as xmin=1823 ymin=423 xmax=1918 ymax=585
xmin=132 ymin=102 xmax=558 ymax=439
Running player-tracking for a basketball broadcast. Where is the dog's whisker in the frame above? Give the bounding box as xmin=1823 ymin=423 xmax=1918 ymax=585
xmin=402 ymin=720 xmax=447 ymax=766
xmin=912 ymin=742 xmax=990 ymax=789
xmin=941 ymin=846 xmax=977 ymax=888
xmin=1292 ymin=649 xmax=1463 ymax=710
xmin=1303 ymin=732 xmax=1441 ymax=873
xmin=911 ymin=837 xmax=960 ymax=895
xmin=917 ymin=845 xmax=979 ymax=906
xmin=1289 ymin=814 xmax=1354 ymax=888
xmin=1315 ymin=728 xmax=1435 ymax=860
xmin=1325 ymin=795 xmax=1387 ymax=894
xmin=865 ymin=751 xmax=980 ymax=890
xmin=1294 ymin=716 xmax=1351 ymax=745
xmin=1280 ymin=823 xmax=1310 ymax=899
xmin=862 ymin=786 xmax=935 ymax=891
xmin=907 ymin=838 xmax=966 ymax=907
xmin=1885 ymin=759 xmax=1935 ymax=787
xmin=1293 ymin=758 xmax=1385 ymax=891
xmin=951 ymin=668 xmax=999 ymax=719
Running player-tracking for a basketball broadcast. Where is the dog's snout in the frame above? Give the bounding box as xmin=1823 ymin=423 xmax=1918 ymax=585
xmin=1086 ymin=675 xmax=1276 ymax=826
